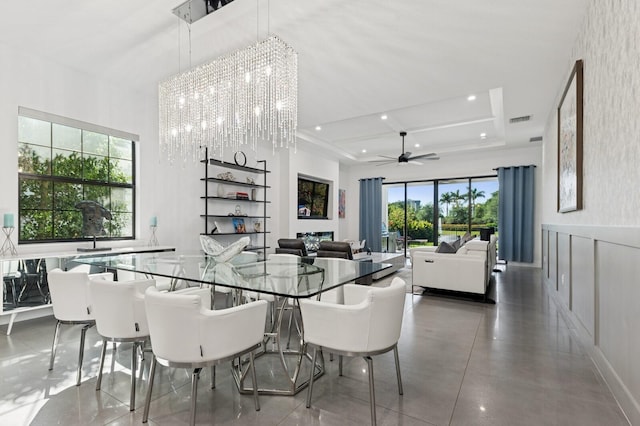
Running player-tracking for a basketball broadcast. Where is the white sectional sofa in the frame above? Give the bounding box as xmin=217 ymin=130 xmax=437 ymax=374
xmin=410 ymin=235 xmax=497 ymax=296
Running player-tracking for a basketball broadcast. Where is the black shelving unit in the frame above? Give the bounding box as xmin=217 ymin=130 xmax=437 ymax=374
xmin=201 ymin=151 xmax=270 ymax=259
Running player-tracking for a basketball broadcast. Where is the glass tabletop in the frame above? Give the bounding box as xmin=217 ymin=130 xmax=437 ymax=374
xmin=74 ymin=252 xmax=391 ymax=299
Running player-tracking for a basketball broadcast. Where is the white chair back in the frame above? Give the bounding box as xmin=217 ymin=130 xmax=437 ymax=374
xmin=48 ymin=268 xmax=93 ymax=321
xmin=362 ymin=277 xmax=406 ymax=352
xmin=144 ymin=287 xmax=268 ymax=364
xmin=89 ymin=278 xmax=155 ymax=339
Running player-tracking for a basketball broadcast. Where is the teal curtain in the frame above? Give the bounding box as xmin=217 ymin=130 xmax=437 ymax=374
xmin=497 ymin=166 xmax=535 ymax=262
xmin=359 ymin=177 xmax=383 ymax=252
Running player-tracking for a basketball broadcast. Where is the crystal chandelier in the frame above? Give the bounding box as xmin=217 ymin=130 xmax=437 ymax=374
xmin=159 ymin=35 xmax=298 ymax=162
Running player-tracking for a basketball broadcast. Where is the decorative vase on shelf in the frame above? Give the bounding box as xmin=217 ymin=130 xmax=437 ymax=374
xmin=217 ymin=184 xmax=225 ymax=197
xmin=251 ymin=188 xmax=257 ymax=201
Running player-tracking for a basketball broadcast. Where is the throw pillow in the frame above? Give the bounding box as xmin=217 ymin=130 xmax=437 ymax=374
xmin=461 ymin=232 xmax=472 ymax=245
xmin=451 ymin=238 xmax=461 ymax=251
xmin=435 ymin=241 xmax=456 ymax=254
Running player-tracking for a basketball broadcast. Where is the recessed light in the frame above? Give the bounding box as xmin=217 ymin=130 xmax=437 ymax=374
xmin=480 ymin=132 xmax=487 ymax=139
xmin=380 ymin=114 xmax=388 ymax=120
xmin=315 ymin=125 xmax=321 ymax=131
xmin=414 ymin=143 xmax=420 ymax=148
xmin=362 ymin=149 xmax=367 ymax=153
xmin=467 ymin=95 xmax=476 ymax=101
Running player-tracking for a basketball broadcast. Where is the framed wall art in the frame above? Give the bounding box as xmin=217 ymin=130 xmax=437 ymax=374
xmin=557 ymin=59 xmax=584 ymax=212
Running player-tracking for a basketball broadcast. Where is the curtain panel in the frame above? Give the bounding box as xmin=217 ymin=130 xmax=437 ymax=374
xmin=359 ymin=177 xmax=383 ymax=252
xmin=497 ymin=166 xmax=535 ymax=263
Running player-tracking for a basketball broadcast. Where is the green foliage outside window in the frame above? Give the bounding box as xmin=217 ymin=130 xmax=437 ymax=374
xmin=17 ymin=115 xmax=135 ymax=243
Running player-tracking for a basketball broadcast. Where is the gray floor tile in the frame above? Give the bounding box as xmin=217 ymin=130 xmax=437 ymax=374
xmin=0 ymin=265 xmax=630 ymax=425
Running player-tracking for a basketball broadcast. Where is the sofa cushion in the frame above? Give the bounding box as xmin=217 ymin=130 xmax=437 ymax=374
xmin=435 ymin=241 xmax=457 ymax=254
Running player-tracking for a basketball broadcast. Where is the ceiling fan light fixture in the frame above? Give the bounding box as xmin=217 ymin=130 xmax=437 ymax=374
xmin=380 ymin=114 xmax=388 ymax=120
xmin=467 ymin=94 xmax=476 ymax=101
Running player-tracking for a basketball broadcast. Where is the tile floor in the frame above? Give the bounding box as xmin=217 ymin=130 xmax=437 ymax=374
xmin=0 ymin=264 xmax=630 ymax=425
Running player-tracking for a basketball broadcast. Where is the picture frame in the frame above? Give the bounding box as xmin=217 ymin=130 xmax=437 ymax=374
xmin=232 ymin=218 xmax=246 ymax=233
xmin=338 ymin=189 xmax=346 ymax=218
xmin=557 ymin=59 xmax=583 ymax=213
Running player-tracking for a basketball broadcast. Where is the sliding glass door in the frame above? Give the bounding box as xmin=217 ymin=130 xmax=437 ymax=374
xmin=383 ymin=175 xmax=498 ymax=255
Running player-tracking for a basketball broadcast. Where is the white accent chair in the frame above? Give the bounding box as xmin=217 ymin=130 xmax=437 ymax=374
xmin=142 ymin=287 xmax=268 ymax=426
xmin=89 ymin=277 xmax=156 ymax=411
xmin=47 ymin=268 xmax=113 ymax=386
xmin=299 ymin=277 xmax=406 ymax=425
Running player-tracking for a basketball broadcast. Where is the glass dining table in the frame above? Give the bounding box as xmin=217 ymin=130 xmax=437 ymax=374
xmin=75 ymin=251 xmax=391 ymax=395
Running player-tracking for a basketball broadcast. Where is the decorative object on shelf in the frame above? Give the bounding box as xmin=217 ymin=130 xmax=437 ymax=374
xmin=217 ymin=171 xmax=235 ymax=181
xmin=253 ymin=221 xmax=262 ymax=233
xmin=75 ymin=201 xmax=112 ymax=252
xmin=4 ymin=213 xmax=14 ymax=228
xmin=232 ymin=218 xmax=246 ymax=233
xmin=217 ymin=184 xmax=225 ymax=197
xmin=159 ymin=33 xmax=298 ymax=162
xmin=246 ymin=177 xmax=255 ymax=185
xmin=235 ymin=205 xmax=242 ymax=216
xmin=557 ymin=59 xmax=583 ymax=213
xmin=199 ymin=235 xmax=250 ymax=263
xmin=1 ymin=225 xmax=18 ymax=256
xmin=251 ymin=188 xmax=257 ymax=201
xmin=149 ymin=216 xmax=159 ymax=247
xmin=234 ymin=151 xmax=247 ymax=167
xmin=211 ymin=222 xmax=219 ymax=234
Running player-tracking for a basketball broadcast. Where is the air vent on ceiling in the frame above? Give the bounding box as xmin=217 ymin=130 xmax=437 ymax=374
xmin=509 ymin=115 xmax=531 ymax=124
xmin=529 ymin=136 xmax=543 ymax=143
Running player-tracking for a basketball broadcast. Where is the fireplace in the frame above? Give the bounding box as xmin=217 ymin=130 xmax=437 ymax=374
xmin=295 ymin=231 xmax=334 ymax=252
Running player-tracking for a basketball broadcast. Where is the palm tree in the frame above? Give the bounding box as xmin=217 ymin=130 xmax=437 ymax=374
xmin=452 ymin=189 xmax=465 ymax=208
xmin=439 ymin=192 xmax=454 ymax=216
xmin=469 ymin=187 xmax=486 ymax=216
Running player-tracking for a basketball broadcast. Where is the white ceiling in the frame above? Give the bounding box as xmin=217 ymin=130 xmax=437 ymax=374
xmin=0 ymin=0 xmax=586 ymax=164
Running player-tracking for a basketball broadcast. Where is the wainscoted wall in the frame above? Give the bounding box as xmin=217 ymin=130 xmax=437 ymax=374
xmin=542 ymin=224 xmax=640 ymax=425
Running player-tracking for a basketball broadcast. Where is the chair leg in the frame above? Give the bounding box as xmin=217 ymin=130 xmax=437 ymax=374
xmin=142 ymin=356 xmax=157 ymax=423
xmin=49 ymin=320 xmax=62 ymax=371
xmin=76 ymin=323 xmax=92 ymax=386
xmin=190 ymin=368 xmax=201 ymax=426
xmin=249 ymin=351 xmax=260 ymax=411
xmin=96 ymin=339 xmax=108 ymax=391
xmin=130 ymin=341 xmax=138 ymax=411
xmin=306 ymin=347 xmax=318 ymax=408
xmin=210 ymin=365 xmax=216 ymax=389
xmin=393 ymin=346 xmax=403 ymax=395
xmin=365 ymin=356 xmax=377 ymax=425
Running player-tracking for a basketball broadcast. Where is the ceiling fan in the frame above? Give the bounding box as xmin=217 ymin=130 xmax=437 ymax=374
xmin=369 ymin=131 xmax=439 ymax=166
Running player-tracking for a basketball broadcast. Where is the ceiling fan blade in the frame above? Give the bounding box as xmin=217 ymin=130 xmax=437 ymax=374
xmin=369 ymin=158 xmax=396 ymax=163
xmin=377 ymin=155 xmax=397 ymax=160
xmin=375 ymin=161 xmax=395 ymax=166
xmin=408 ymin=160 xmax=423 ymax=166
xmin=410 ymin=153 xmax=438 ymax=160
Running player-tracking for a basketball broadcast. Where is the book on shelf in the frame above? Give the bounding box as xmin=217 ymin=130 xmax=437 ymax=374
xmin=226 ymin=192 xmax=249 ymax=200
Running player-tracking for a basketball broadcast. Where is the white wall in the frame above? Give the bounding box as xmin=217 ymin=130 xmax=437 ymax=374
xmin=0 ymin=43 xmax=158 ymax=255
xmin=540 ymin=1 xmax=640 ymax=423
xmin=341 ymin=145 xmax=543 ymax=264
xmin=284 ymin=145 xmax=340 ymax=240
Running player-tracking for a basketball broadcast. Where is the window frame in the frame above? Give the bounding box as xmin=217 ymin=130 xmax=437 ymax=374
xmin=17 ymin=107 xmax=138 ymax=244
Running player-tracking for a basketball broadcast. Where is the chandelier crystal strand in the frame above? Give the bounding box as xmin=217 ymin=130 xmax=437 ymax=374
xmin=159 ymin=35 xmax=298 ymax=162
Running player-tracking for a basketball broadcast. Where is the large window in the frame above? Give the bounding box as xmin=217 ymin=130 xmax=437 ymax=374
xmin=17 ymin=108 xmax=137 ymax=243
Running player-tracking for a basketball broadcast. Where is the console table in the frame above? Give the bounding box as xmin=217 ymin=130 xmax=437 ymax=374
xmin=1 ymin=245 xmax=175 ymax=335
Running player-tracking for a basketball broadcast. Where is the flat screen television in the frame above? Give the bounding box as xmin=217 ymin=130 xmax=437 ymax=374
xmin=298 ymin=177 xmax=329 ymax=219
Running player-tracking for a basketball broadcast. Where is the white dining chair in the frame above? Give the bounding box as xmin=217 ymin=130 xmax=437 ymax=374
xmin=299 ymin=277 xmax=406 ymax=425
xmin=89 ymin=277 xmax=156 ymax=410
xmin=142 ymin=287 xmax=268 ymax=426
xmin=47 ymin=268 xmax=112 ymax=386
